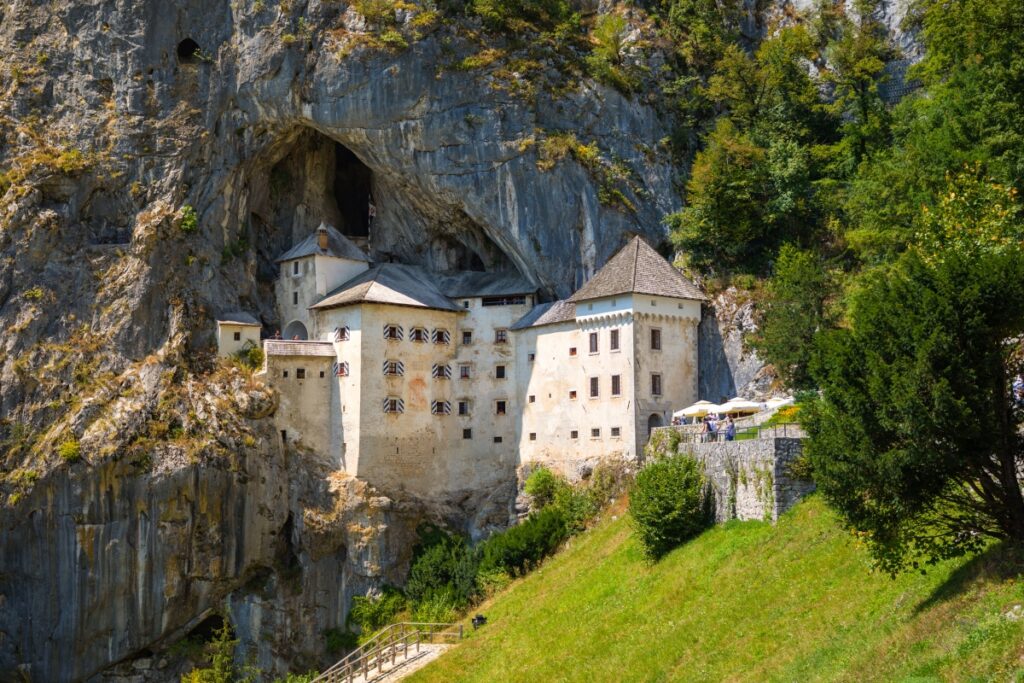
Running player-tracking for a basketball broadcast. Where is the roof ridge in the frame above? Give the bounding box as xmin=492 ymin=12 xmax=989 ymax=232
xmin=631 ymin=237 xmax=640 ymax=291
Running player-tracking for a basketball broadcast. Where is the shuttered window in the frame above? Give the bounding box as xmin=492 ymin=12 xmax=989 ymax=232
xmin=383 ymin=360 xmax=405 ymax=376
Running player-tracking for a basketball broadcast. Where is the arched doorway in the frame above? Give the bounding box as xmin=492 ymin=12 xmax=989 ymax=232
xmin=284 ymin=320 xmax=308 ymax=340
xmin=647 ymin=413 xmax=664 ymax=439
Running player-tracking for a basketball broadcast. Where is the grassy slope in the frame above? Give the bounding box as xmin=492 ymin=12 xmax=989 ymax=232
xmin=410 ymin=497 xmax=1024 ymax=682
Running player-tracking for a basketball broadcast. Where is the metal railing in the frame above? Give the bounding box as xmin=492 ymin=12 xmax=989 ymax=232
xmin=311 ymin=622 xmax=463 ymax=683
xmin=657 ymin=423 xmax=805 ymax=445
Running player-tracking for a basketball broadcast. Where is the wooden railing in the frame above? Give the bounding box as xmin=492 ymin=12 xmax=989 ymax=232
xmin=311 ymin=622 xmax=463 ymax=683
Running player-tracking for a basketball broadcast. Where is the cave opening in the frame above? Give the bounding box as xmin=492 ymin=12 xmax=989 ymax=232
xmin=333 ymin=144 xmax=373 ymax=239
xmin=176 ymin=38 xmax=200 ymax=63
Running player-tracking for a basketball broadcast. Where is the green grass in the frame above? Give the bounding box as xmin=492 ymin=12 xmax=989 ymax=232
xmin=410 ymin=496 xmax=1024 ymax=682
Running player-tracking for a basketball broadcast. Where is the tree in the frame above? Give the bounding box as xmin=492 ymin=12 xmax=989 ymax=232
xmin=805 ymin=245 xmax=1024 ymax=574
xmin=754 ymin=245 xmax=830 ymax=390
xmin=629 ymin=454 xmax=713 ymax=560
xmin=180 ymin=620 xmax=249 ymax=683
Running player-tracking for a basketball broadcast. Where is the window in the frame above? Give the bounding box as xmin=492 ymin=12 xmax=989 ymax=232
xmin=462 ymin=330 xmax=473 ymax=345
xmin=495 ymin=400 xmax=507 ymax=415
xmin=493 ymin=436 xmax=503 ymax=443
xmin=384 ymin=324 xmax=403 ymax=341
xmin=569 ymin=390 xmax=577 ymax=400
xmin=292 ymin=292 xmax=298 ymax=305
xmin=610 ymin=329 xmax=620 ymax=351
xmin=589 ymin=376 xmax=599 ymax=398
xmin=591 ymin=428 xmax=601 ymax=439
xmin=432 ymin=363 xmax=452 ymax=379
xmin=589 ymin=332 xmax=599 ymax=354
xmin=569 ymin=347 xmax=577 ymax=357
xmin=481 ymin=295 xmax=526 ymax=306
xmin=319 ymin=370 xmax=325 ymax=378
xmin=432 ymin=328 xmax=451 ymax=345
xmin=651 ymin=373 xmax=662 ymax=396
xmin=463 ymin=300 xmax=470 ymax=309
xmin=494 ymin=328 xmax=509 ymax=344
xmin=458 ymin=400 xmax=470 ymax=416
xmin=463 ymin=428 xmax=472 ymax=439
xmin=292 ymin=261 xmax=299 ymax=275
xmin=495 ymin=365 xmax=506 ymax=379
xmin=611 ymin=374 xmax=621 ymax=396
xmin=282 ymin=370 xmax=289 ymax=378
xmin=529 ymin=432 xmax=537 ymax=441
xmin=383 ymin=397 xmax=405 ymax=414
xmin=611 ymin=427 xmax=621 ymax=437
xmin=459 ymin=364 xmax=472 ymax=380
xmin=383 ymin=360 xmax=405 ymax=376
xmin=410 ymin=327 xmax=429 ymax=343
xmin=528 ymin=395 xmax=536 ymax=403
xmin=570 ymin=430 xmax=579 ymax=439
xmin=233 ymin=331 xmax=241 ymax=341
xmin=334 ymin=326 xmax=350 ymax=342
xmin=528 ymin=352 xmax=535 ymax=362
xmin=431 ymin=400 xmax=451 ymax=415
xmin=651 ymin=328 xmax=662 ymax=351
xmin=333 ymin=361 xmax=350 ymax=377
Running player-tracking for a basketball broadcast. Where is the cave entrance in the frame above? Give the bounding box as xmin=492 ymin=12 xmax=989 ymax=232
xmin=333 ymin=144 xmax=373 ymax=239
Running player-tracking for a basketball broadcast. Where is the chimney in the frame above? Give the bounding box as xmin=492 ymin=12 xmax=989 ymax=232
xmin=317 ymin=224 xmax=329 ymax=251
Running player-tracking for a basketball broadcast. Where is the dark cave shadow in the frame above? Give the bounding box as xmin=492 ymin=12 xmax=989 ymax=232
xmin=912 ymin=541 xmax=1024 ymax=615
xmin=697 ymin=305 xmax=737 ymax=401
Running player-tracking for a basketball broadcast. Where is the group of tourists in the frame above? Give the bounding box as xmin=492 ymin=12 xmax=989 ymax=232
xmin=699 ymin=414 xmax=736 ymax=443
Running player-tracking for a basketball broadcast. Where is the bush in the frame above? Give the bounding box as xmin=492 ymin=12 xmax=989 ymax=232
xmin=523 ymin=467 xmax=565 ymax=508
xmin=629 ymin=454 xmax=713 ymax=560
xmin=551 ymin=484 xmax=598 ymax=534
xmin=179 ymin=205 xmax=198 ymax=234
xmin=404 ymin=530 xmax=479 ymax=607
xmin=57 ymin=438 xmax=81 ymax=464
xmin=472 ymin=0 xmax=572 ymax=31
xmin=478 ymin=507 xmax=567 ymax=576
xmin=348 ymin=586 xmax=406 ymax=636
xmin=411 ymin=587 xmax=461 ymax=623
xmin=324 ymin=627 xmax=358 ymax=655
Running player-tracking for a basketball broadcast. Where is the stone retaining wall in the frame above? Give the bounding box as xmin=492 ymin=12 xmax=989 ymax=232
xmin=683 ymin=438 xmax=814 ymax=523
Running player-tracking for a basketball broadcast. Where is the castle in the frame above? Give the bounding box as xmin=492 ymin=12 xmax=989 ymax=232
xmin=217 ymin=225 xmax=705 ymax=497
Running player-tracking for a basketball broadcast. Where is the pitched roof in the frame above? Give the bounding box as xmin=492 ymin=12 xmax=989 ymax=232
xmin=510 ymin=300 xmax=577 ymax=330
xmin=567 ymin=236 xmax=706 ymax=303
xmin=310 ymin=264 xmax=463 ymax=313
xmin=264 ymin=340 xmax=337 ymax=357
xmin=217 ymin=311 xmax=261 ymax=326
xmin=275 ymin=223 xmax=370 ymax=263
xmin=437 ymin=270 xmax=536 ymax=298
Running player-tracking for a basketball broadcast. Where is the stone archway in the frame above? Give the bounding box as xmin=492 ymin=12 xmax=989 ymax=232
xmin=284 ymin=320 xmax=308 ymax=340
xmin=647 ymin=413 xmax=664 ymax=439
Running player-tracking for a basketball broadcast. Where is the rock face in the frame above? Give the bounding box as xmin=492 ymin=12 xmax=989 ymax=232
xmin=698 ymin=288 xmax=776 ymax=402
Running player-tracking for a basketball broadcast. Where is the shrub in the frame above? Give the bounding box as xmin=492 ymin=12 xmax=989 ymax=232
xmin=233 ymin=346 xmax=264 ymax=371
xmin=523 ymin=467 xmax=564 ymax=508
xmin=472 ymin=0 xmax=572 ymax=32
xmin=179 ymin=205 xmax=198 ymax=234
xmin=411 ymin=587 xmax=460 ymax=623
xmin=404 ymin=530 xmax=479 ymax=607
xmin=629 ymin=454 xmax=713 ymax=560
xmin=551 ymin=484 xmax=598 ymax=534
xmin=324 ymin=627 xmax=358 ymax=655
xmin=180 ymin=620 xmax=240 ymax=683
xmin=478 ymin=506 xmax=567 ymax=576
xmin=57 ymin=438 xmax=82 ymax=464
xmin=348 ymin=586 xmax=406 ymax=636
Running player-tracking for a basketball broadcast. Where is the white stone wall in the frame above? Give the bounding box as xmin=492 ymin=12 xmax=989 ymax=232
xmin=263 ymin=352 xmax=337 ymax=462
xmin=275 ymin=255 xmax=368 ymax=338
xmin=217 ymin=323 xmax=260 ymax=358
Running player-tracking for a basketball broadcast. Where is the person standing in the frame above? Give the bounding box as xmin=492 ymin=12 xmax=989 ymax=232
xmin=725 ymin=416 xmax=736 ymax=442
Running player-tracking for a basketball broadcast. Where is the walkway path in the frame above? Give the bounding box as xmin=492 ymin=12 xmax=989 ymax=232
xmin=344 ymin=643 xmax=449 ymax=683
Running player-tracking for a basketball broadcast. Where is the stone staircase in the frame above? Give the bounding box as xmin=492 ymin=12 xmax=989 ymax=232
xmin=311 ymin=623 xmax=462 ymax=683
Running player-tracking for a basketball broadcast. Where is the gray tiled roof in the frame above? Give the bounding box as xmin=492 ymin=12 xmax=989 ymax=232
xmin=311 ymin=264 xmax=463 ymax=313
xmin=567 ymin=236 xmax=706 ymax=303
xmin=437 ymin=270 xmax=536 ymax=298
xmin=511 ymin=300 xmax=577 ymax=330
xmin=217 ymin=312 xmax=261 ymax=326
xmin=275 ymin=224 xmax=370 ymax=263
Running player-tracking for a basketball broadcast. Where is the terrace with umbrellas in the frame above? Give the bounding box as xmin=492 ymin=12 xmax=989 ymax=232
xmin=667 ymin=396 xmax=802 ymax=443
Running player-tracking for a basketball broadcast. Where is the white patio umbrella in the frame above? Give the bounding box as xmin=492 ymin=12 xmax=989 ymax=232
xmin=674 ymin=400 xmax=720 ymax=419
xmin=720 ymin=397 xmax=762 ymax=415
xmin=766 ymin=396 xmax=795 ymax=409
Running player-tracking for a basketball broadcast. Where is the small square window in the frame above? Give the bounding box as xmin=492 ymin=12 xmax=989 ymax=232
xmin=570 ymin=430 xmax=579 ymax=439
xmin=496 ymin=400 xmax=507 ymax=415
xmin=591 ymin=428 xmax=601 ymax=439
xmin=233 ymin=331 xmax=241 ymax=341
xmin=463 ymin=300 xmax=470 ymax=308
xmin=569 ymin=390 xmax=577 ymax=400
xmin=410 ymin=327 xmax=429 ymax=342
xmin=292 ymin=292 xmax=298 ymax=305
xmin=495 ymin=365 xmax=506 ymax=379
xmin=460 ymin=364 xmax=472 ymax=380
xmin=462 ymin=330 xmax=473 ymax=345
xmin=589 ymin=332 xmax=598 ymax=354
xmin=493 ymin=436 xmax=503 ymax=444
xmin=458 ymin=400 xmax=470 ymax=416
xmin=528 ymin=395 xmax=536 ymax=403
xmin=282 ymin=370 xmax=289 ymax=378
xmin=651 ymin=328 xmax=662 ymax=351
xmin=319 ymin=370 xmax=325 ymax=378
xmin=529 ymin=432 xmax=537 ymax=441
xmin=611 ymin=427 xmax=621 ymax=437
xmin=611 ymin=374 xmax=621 ymax=396
xmin=610 ymin=329 xmax=620 ymax=351
xmin=296 ymin=368 xmax=306 ymax=379
xmin=495 ymin=328 xmax=508 ymax=344
xmin=589 ymin=377 xmax=599 ymax=398
xmin=528 ymin=352 xmax=536 ymax=362
xmin=463 ymin=428 xmax=472 ymax=439
xmin=569 ymin=347 xmax=577 ymax=357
